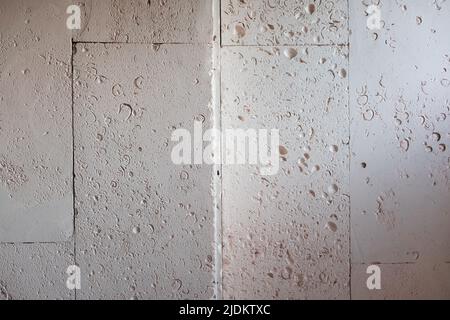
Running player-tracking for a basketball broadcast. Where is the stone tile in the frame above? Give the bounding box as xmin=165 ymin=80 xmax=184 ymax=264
xmin=221 ymin=0 xmax=348 ymax=46
xmin=351 ymin=262 xmax=450 ymax=300
xmin=73 ymin=43 xmax=215 ymax=299
xmin=73 ymin=0 xmax=212 ymax=44
xmin=350 ymin=0 xmax=450 ymax=263
xmin=0 ymin=243 xmax=74 ymax=300
xmin=221 ymin=46 xmax=350 ymax=299
xmin=0 ymin=0 xmax=73 ymax=242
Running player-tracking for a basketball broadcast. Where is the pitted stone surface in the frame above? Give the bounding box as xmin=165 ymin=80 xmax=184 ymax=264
xmin=350 ymin=0 xmax=450 ymax=264
xmin=0 ymin=0 xmax=449 ymax=300
xmin=221 ymin=46 xmax=350 ymax=299
xmin=0 ymin=243 xmax=74 ymax=300
xmin=73 ymin=44 xmax=215 ymax=299
xmin=73 ymin=0 xmax=213 ymax=44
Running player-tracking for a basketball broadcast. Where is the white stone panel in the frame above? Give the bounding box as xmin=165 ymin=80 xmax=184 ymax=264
xmin=221 ymin=45 xmax=350 ymax=299
xmin=221 ymin=0 xmax=348 ymax=46
xmin=73 ymin=0 xmax=212 ymax=44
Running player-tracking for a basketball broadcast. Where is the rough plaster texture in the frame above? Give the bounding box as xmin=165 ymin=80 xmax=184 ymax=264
xmin=73 ymin=43 xmax=215 ymax=299
xmin=221 ymin=0 xmax=348 ymax=46
xmin=221 ymin=46 xmax=350 ymax=299
xmin=352 ymin=262 xmax=450 ymax=300
xmin=0 ymin=0 xmax=73 ymax=242
xmin=72 ymin=0 xmax=213 ymax=44
xmin=350 ymin=1 xmax=450 ymax=264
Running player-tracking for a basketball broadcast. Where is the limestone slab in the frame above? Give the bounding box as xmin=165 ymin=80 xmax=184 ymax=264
xmin=350 ymin=0 xmax=450 ymax=263
xmin=73 ymin=43 xmax=215 ymax=299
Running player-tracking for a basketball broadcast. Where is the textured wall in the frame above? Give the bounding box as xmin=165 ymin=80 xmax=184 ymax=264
xmin=0 ymin=0 xmax=217 ymax=300
xmin=73 ymin=43 xmax=215 ymax=299
xmin=0 ymin=0 xmax=73 ymax=242
xmin=0 ymin=0 xmax=75 ymax=300
xmin=349 ymin=0 xmax=450 ymax=299
xmin=221 ymin=0 xmax=350 ymax=299
xmin=221 ymin=45 xmax=350 ymax=299
xmin=0 ymin=0 xmax=449 ymax=300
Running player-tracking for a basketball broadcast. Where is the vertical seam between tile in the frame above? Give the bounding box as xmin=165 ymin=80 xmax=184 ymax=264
xmin=71 ymin=39 xmax=77 ymax=301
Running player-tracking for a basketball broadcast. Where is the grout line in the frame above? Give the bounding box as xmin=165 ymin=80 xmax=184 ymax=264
xmin=218 ymin=12 xmax=350 ymax=301
xmin=71 ymin=39 xmax=77 ymax=301
xmin=347 ymin=0 xmax=352 ymax=301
